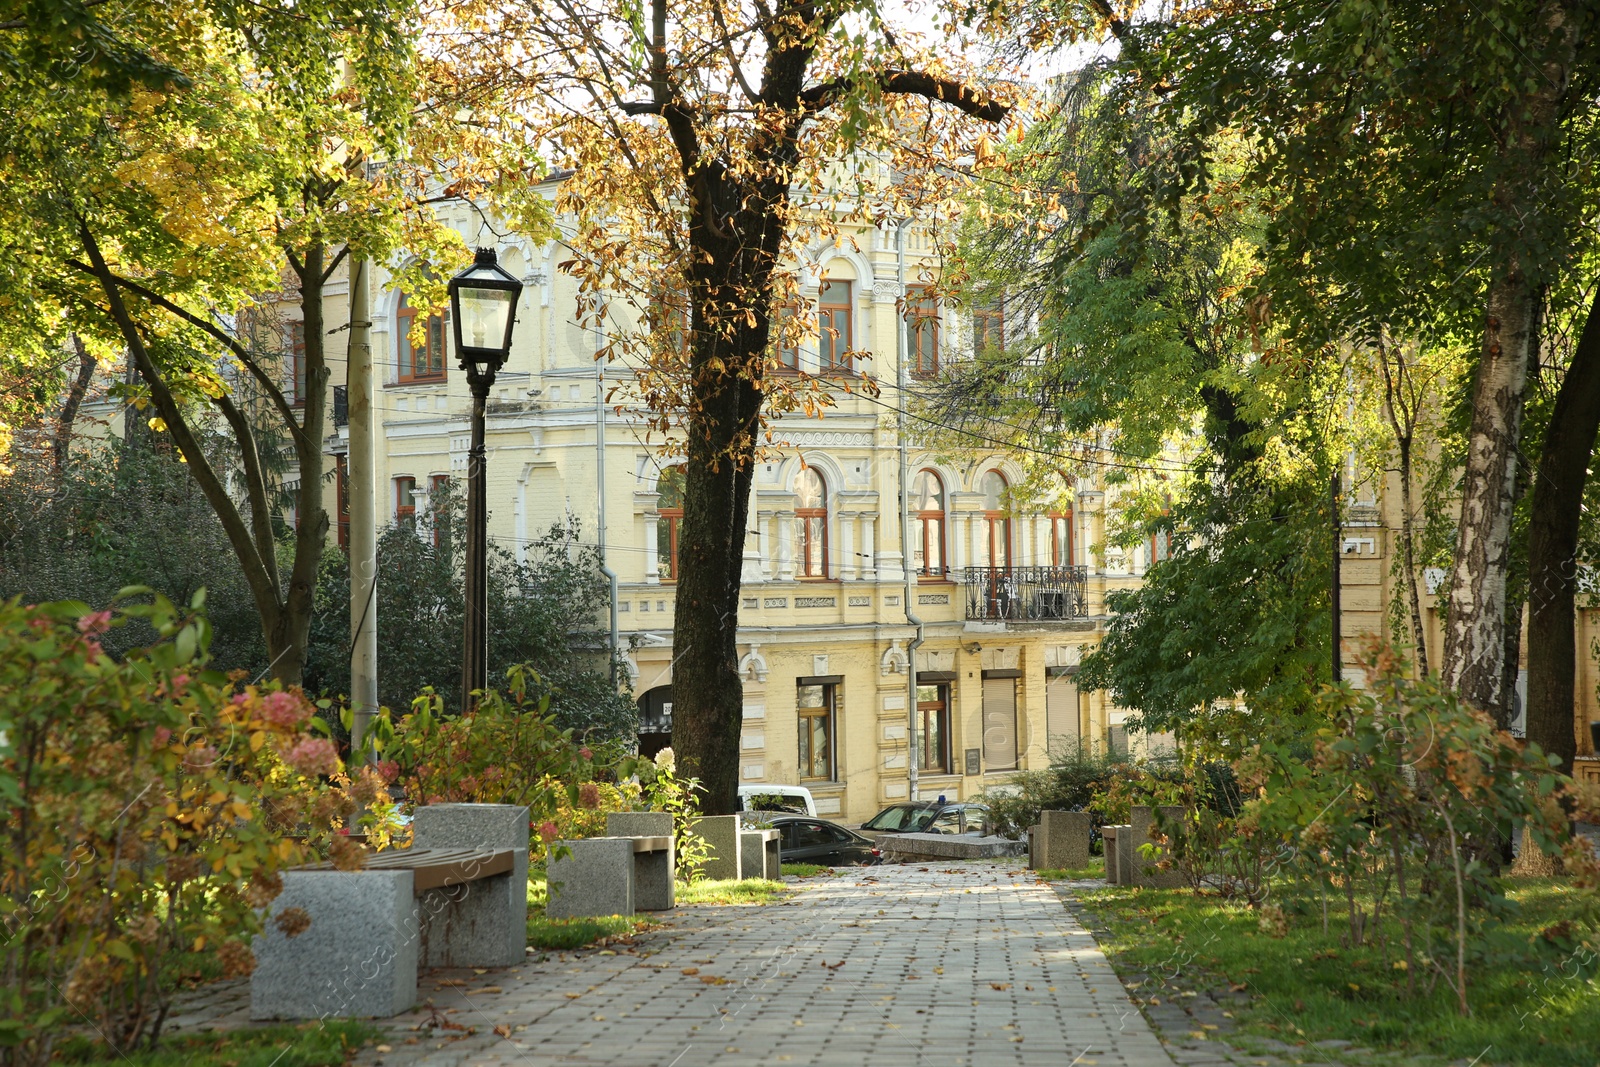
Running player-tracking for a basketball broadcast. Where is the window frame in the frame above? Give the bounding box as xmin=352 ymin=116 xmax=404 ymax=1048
xmin=771 ymin=301 xmax=802 ymax=375
xmin=980 ymin=470 xmax=1012 ymax=571
xmin=794 ymin=467 xmax=829 ymax=579
xmin=818 ymin=280 xmax=853 ymax=373
xmin=796 ymin=682 xmax=836 ymax=782
xmin=396 ymin=294 xmax=448 ymax=384
xmin=907 ymin=286 xmax=940 ymax=378
xmin=1051 ymin=509 xmax=1075 ymax=568
xmin=916 ymin=682 xmax=950 ymax=774
xmin=395 ymin=476 xmax=417 ymax=528
xmin=656 ymin=465 xmax=686 ymax=582
xmin=912 ymin=468 xmax=946 ymax=579
xmin=972 ymin=299 xmax=1005 ymax=355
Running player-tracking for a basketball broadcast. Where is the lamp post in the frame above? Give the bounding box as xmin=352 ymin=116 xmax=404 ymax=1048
xmin=449 ymin=247 xmax=523 ymax=712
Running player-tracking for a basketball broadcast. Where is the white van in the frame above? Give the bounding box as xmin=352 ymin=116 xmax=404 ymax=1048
xmin=736 ymin=784 xmax=818 ymax=818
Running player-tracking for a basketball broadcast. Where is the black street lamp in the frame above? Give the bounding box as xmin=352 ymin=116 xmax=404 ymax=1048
xmin=449 ymin=247 xmax=523 ymax=711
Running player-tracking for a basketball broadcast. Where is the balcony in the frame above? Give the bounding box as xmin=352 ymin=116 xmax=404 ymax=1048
xmin=962 ymin=565 xmax=1089 ymax=622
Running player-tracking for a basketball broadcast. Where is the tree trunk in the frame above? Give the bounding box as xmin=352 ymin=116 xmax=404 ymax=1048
xmin=1443 ymin=266 xmax=1535 ymax=711
xmin=669 ymin=169 xmax=781 ymax=815
xmin=1440 ymin=0 xmax=1580 ymax=711
xmin=53 ymin=335 xmax=96 ymax=473
xmin=1523 ymin=282 xmax=1600 ymax=775
xmin=271 ymin=245 xmax=331 ymax=687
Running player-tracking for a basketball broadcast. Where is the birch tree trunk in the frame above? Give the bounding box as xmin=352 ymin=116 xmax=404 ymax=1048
xmin=1440 ymin=0 xmax=1581 ymax=710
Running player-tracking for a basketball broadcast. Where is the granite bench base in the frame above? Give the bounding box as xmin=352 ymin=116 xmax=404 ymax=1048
xmin=546 ymin=835 xmax=675 ymax=918
xmin=877 ymin=833 xmax=1026 ymax=862
xmin=251 ymin=803 xmax=529 ymax=1020
xmin=739 ymin=828 xmax=782 ymax=880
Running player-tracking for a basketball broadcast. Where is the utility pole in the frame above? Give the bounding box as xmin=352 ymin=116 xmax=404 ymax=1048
xmin=348 ymin=256 xmax=379 ymax=760
xmin=1331 ymin=469 xmax=1342 ymax=685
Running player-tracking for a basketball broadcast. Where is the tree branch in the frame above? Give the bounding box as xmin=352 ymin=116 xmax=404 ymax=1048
xmin=77 ymin=218 xmax=283 ymax=625
xmin=66 ymin=258 xmax=310 ymax=451
xmin=214 ymin=391 xmax=284 ymax=592
xmin=320 ymin=244 xmax=350 ymax=285
xmin=801 ymin=69 xmax=1010 ymax=123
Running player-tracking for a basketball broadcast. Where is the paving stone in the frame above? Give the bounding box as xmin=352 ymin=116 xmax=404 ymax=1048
xmin=170 ymin=861 xmax=1179 ymax=1066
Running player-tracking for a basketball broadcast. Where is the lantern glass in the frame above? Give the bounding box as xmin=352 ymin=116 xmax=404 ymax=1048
xmin=458 ymin=285 xmax=514 ymax=352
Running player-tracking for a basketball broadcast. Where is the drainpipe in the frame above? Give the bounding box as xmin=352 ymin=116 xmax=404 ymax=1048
xmin=896 ymin=219 xmax=925 ymax=802
xmin=595 ymin=343 xmax=620 ymax=688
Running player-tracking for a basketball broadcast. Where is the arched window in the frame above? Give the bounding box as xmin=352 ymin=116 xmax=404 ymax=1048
xmin=397 ymin=293 xmax=447 ymax=383
xmin=657 ymin=466 xmax=686 ymax=581
xmin=794 ymin=467 xmax=828 ymax=578
xmin=1050 ymin=508 xmax=1074 ymax=569
xmin=979 ymin=470 xmax=1011 ymax=570
xmin=911 ymin=469 xmax=945 ymax=577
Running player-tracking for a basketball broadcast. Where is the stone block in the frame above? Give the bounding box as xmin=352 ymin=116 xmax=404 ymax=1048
xmin=691 ymin=815 xmax=742 ymax=881
xmin=607 ymin=813 xmax=677 ymax=908
xmin=876 ymin=833 xmax=1026 ymax=862
xmin=1102 ymin=826 xmax=1120 ymax=884
xmin=410 ymin=803 xmax=530 ymax=968
xmin=1129 ymin=805 xmax=1186 ymax=889
xmin=1115 ymin=824 xmax=1134 ymax=886
xmin=252 ymin=870 xmax=418 ymax=1020
xmin=412 ymin=802 xmax=530 ymax=851
xmin=606 ymin=811 xmax=675 ymax=838
xmin=547 ymin=838 xmax=634 ymax=918
xmin=1026 ymin=825 xmax=1040 ymax=870
xmin=739 ymin=829 xmax=781 ymax=880
xmin=1038 ymin=810 xmax=1091 ymax=871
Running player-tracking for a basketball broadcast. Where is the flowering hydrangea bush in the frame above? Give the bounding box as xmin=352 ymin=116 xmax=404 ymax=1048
xmin=0 ymin=594 xmax=373 ymax=1066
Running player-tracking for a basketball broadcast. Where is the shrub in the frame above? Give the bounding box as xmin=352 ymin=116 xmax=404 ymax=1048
xmin=1238 ymin=642 xmax=1600 ymax=1014
xmin=0 ymin=594 xmax=369 ymax=1067
xmin=977 ymin=739 xmax=1131 ymax=842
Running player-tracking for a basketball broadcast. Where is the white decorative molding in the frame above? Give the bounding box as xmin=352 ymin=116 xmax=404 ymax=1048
xmin=812 ymin=654 xmax=829 ymax=676
xmin=873 ymin=280 xmax=901 ymax=303
xmin=880 ymin=638 xmax=909 ymax=677
xmin=765 ymin=430 xmax=875 ymax=448
xmin=738 ymin=643 xmax=770 ymax=683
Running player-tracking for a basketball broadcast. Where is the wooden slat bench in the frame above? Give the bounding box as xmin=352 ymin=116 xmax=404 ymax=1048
xmin=251 ymin=803 xmax=530 ymax=1021
xmin=293 ymin=847 xmax=515 ymax=893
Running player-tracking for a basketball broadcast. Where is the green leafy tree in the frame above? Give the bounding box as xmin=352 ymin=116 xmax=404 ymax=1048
xmin=304 ymin=502 xmax=636 ymax=742
xmin=1054 ymin=0 xmax=1600 ymax=724
xmin=940 ymin=68 xmax=1344 ymax=741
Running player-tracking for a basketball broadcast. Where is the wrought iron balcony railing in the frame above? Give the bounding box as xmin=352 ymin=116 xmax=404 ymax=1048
xmin=961 ymin=565 xmax=1089 ymax=622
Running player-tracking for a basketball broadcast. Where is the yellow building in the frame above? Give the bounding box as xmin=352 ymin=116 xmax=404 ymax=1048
xmin=287 ymin=185 xmax=1182 ymax=824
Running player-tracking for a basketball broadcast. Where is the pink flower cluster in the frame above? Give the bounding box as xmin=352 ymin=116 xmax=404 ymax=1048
xmin=77 ymin=611 xmax=112 ymax=636
xmin=280 ymin=737 xmax=339 ymax=777
xmin=578 ymin=782 xmax=600 ymax=810
xmin=259 ymin=690 xmax=311 ymax=729
xmin=537 ymin=821 xmax=559 ymax=844
xmin=375 ymin=759 xmax=400 ymax=783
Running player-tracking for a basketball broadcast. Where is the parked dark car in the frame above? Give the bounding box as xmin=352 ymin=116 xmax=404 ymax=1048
xmin=765 ymin=816 xmax=881 ymax=866
xmin=858 ymin=800 xmax=992 ymax=838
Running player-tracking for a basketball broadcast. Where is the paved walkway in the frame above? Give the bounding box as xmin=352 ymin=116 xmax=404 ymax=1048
xmin=169 ymin=862 xmax=1174 ymax=1067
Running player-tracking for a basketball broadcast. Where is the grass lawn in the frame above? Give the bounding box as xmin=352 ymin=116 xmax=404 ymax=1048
xmin=781 ymin=863 xmax=838 ymax=877
xmin=1077 ymin=877 xmax=1600 ymax=1067
xmin=55 ymin=1022 xmax=376 ymax=1066
xmin=676 ymin=877 xmax=789 ymax=906
xmin=1037 ymin=855 xmax=1106 ymax=881
xmin=524 ymin=869 xmax=789 ymax=949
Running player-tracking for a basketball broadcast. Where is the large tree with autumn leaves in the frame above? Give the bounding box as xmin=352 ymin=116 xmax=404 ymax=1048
xmin=425 ymin=0 xmax=1016 ymax=811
